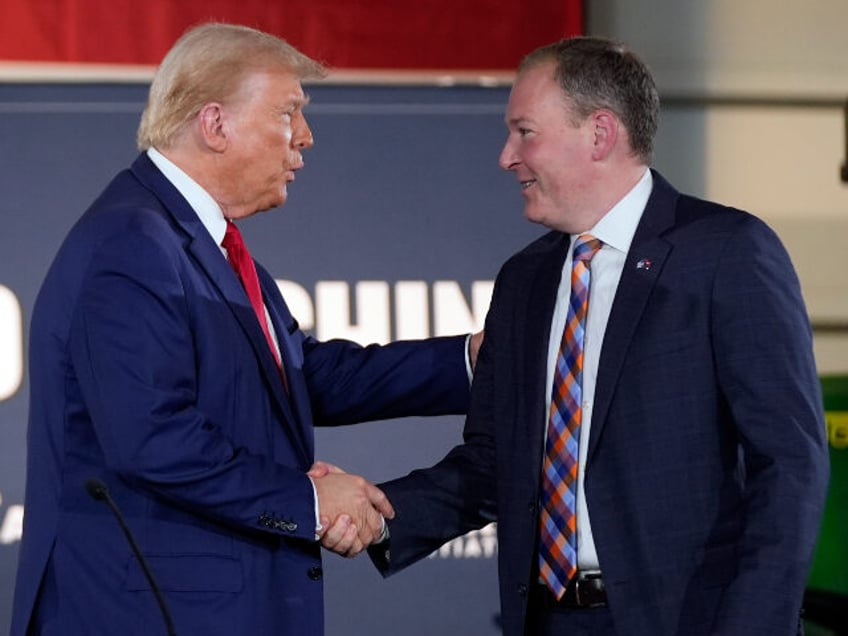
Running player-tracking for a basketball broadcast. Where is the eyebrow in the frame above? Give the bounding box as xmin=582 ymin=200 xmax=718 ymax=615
xmin=279 ymin=93 xmax=310 ymax=115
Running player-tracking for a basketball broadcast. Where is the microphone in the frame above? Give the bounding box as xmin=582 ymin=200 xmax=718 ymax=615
xmin=85 ymin=479 xmax=178 ymax=636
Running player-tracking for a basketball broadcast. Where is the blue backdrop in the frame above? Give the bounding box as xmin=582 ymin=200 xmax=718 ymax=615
xmin=0 ymin=81 xmax=545 ymax=634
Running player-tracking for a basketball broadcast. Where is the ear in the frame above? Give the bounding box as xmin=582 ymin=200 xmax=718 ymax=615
xmin=590 ymin=109 xmax=619 ymax=161
xmin=197 ymin=102 xmax=228 ymax=152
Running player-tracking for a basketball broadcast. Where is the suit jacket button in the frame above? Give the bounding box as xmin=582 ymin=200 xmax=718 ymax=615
xmin=517 ymin=584 xmax=527 ymax=597
xmin=308 ymin=566 xmax=323 ymax=581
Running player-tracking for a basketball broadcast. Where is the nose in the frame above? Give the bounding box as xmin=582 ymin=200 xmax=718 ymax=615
xmin=498 ymin=135 xmax=518 ymax=171
xmin=293 ymin=112 xmax=314 ymax=150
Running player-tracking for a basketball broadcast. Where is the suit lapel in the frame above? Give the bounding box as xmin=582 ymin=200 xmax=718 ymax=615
xmin=522 ymin=233 xmax=570 ymax=482
xmin=587 ymin=171 xmax=679 ymax=463
xmin=187 ymin=237 xmax=299 ymax=414
xmin=260 ymin=274 xmax=315 ymax=460
xmin=129 ymin=154 xmax=309 ymax=460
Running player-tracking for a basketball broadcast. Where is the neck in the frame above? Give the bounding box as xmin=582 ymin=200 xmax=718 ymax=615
xmin=552 ymin=164 xmax=647 ymax=235
xmin=157 ymin=144 xmax=248 ymax=219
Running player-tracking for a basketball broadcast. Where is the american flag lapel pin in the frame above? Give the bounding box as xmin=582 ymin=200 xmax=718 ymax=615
xmin=636 ymin=258 xmax=652 ymax=270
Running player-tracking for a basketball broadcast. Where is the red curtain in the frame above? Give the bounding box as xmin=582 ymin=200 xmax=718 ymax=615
xmin=0 ymin=0 xmax=582 ymax=69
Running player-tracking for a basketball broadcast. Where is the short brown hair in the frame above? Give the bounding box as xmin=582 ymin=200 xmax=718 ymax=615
xmin=520 ymin=36 xmax=659 ymax=163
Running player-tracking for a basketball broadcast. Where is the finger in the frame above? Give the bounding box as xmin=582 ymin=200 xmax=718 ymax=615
xmin=320 ymin=515 xmax=351 ymax=549
xmin=332 ymin=523 xmax=361 ymax=556
xmin=469 ymin=330 xmax=484 ymax=370
xmin=358 ymin=508 xmax=384 ymax=545
xmin=343 ymin=526 xmax=364 ymax=557
xmin=345 ymin=544 xmax=364 ymax=558
xmin=307 ymin=463 xmax=330 ymax=479
xmin=308 ymin=460 xmax=346 ymax=478
xmin=325 ymin=520 xmax=361 ymax=557
xmin=365 ymin=484 xmax=395 ymax=519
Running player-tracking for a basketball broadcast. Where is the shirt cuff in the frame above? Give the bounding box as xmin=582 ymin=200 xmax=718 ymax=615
xmin=378 ymin=516 xmax=390 ymax=543
xmin=464 ymin=333 xmax=474 ymax=383
xmin=307 ymin=475 xmax=322 ymax=540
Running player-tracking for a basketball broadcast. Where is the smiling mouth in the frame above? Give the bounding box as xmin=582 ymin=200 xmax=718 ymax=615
xmin=520 ymin=179 xmax=536 ymax=190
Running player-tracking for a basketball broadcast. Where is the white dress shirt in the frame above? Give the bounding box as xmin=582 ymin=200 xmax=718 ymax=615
xmin=545 ymin=168 xmax=653 ymax=570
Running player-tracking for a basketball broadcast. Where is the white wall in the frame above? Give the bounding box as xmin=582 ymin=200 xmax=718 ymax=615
xmin=589 ymin=0 xmax=848 ymax=374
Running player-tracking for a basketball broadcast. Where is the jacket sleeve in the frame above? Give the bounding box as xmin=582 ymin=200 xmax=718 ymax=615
xmin=301 ymin=333 xmax=471 ymax=426
xmin=709 ymin=216 xmax=829 ymax=633
xmin=367 ymin=272 xmax=509 ymax=574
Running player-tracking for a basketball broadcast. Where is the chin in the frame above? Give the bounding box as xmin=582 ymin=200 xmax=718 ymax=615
xmin=267 ymin=190 xmax=288 ymax=210
xmin=253 ymin=196 xmax=287 ymax=214
xmin=523 ymin=206 xmax=548 ymax=227
xmin=276 ymin=186 xmax=289 ymax=207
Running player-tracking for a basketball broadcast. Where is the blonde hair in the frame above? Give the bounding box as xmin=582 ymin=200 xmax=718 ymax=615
xmin=137 ymin=22 xmax=326 ymax=150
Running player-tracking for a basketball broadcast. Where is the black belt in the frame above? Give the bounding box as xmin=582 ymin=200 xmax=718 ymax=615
xmin=534 ymin=570 xmax=607 ymax=609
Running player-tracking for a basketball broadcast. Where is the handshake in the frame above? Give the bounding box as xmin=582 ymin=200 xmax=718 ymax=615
xmin=308 ymin=461 xmax=393 ymax=558
xmin=305 ymin=333 xmax=483 ymax=558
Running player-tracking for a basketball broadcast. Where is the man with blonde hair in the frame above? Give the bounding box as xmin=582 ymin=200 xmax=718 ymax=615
xmin=12 ymin=22 xmax=473 ymax=635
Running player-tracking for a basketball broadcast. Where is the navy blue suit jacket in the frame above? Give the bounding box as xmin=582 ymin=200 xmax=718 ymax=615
xmin=11 ymin=153 xmax=470 ymax=636
xmin=374 ymin=172 xmax=829 ymax=636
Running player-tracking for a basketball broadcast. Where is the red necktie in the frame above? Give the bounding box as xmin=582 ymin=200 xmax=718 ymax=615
xmin=539 ymin=234 xmax=603 ymax=599
xmin=221 ymin=221 xmax=287 ymax=387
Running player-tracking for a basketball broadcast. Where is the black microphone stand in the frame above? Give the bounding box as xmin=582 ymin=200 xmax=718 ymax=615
xmin=86 ymin=479 xmax=178 ymax=636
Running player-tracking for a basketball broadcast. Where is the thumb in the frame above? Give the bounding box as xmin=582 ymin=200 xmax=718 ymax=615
xmin=308 ymin=460 xmax=347 ymax=478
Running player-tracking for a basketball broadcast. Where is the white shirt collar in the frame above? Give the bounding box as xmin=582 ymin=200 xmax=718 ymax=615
xmin=146 ymin=147 xmax=228 ymax=246
xmin=582 ymin=168 xmax=652 ymax=254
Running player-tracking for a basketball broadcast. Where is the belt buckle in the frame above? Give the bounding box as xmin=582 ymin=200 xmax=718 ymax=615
xmin=574 ymin=569 xmax=604 ymax=608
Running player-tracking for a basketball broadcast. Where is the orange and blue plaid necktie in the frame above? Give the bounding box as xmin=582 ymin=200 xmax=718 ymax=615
xmin=539 ymin=234 xmax=603 ymax=599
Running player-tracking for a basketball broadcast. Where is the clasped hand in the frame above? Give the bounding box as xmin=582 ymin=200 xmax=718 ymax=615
xmin=308 ymin=461 xmax=393 ymax=558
